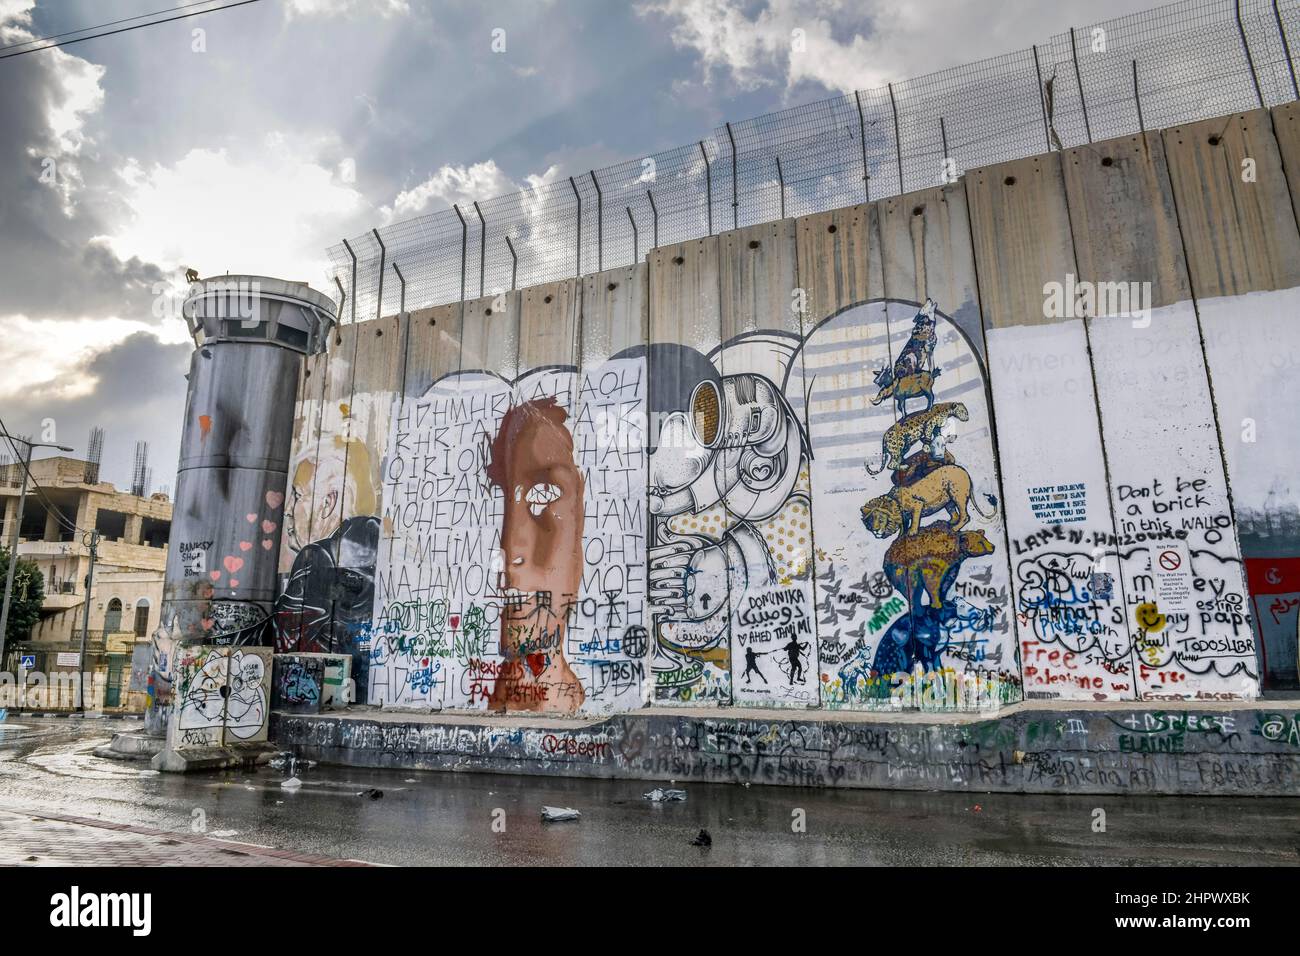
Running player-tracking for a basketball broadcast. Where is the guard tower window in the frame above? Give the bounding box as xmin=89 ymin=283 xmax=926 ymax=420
xmin=275 ymin=323 xmax=309 ymax=350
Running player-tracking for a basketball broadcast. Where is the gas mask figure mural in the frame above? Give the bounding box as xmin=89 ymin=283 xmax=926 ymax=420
xmin=647 ymin=343 xmax=815 ymax=704
xmin=484 ymin=397 xmax=587 ymax=712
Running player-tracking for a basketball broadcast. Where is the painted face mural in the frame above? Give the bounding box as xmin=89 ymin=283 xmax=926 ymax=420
xmin=484 ymin=397 xmax=587 ymax=712
xmin=368 ymin=359 xmax=649 ymax=714
xmin=282 ymin=437 xmax=377 ymax=565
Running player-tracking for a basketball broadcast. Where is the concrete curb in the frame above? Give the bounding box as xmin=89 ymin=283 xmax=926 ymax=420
xmin=273 ymin=701 xmax=1300 ymax=796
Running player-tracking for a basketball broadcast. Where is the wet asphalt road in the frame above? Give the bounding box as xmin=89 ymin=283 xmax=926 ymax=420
xmin=0 ymin=715 xmax=1297 ymax=866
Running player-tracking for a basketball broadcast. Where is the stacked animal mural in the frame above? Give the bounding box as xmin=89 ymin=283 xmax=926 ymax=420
xmin=803 ymin=300 xmax=1016 ymax=708
xmin=859 ymin=301 xmax=1004 ymax=697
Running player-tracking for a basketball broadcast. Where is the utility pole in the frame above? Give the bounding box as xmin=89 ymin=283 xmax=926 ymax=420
xmin=77 ymin=529 xmax=100 ymax=713
xmin=0 ymin=431 xmax=73 ymax=672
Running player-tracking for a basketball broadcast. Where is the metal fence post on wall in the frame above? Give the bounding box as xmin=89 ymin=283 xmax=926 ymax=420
xmin=333 ymin=276 xmax=347 ymax=328
xmin=1276 ymin=0 xmax=1299 ymax=99
xmin=590 ymin=170 xmax=603 ymax=273
xmin=699 ymin=141 xmax=713 ymax=235
xmin=627 ymin=206 xmax=638 ymax=263
xmin=473 ymin=201 xmax=486 ymax=298
xmin=1236 ymin=0 xmax=1265 ymax=108
xmin=939 ymin=117 xmax=951 ymax=183
xmin=775 ymin=155 xmax=785 ymax=220
xmin=372 ymin=228 xmax=386 ymax=321
xmin=392 ymin=261 xmax=406 ymax=314
xmin=453 ymin=204 xmax=467 ymax=304
xmin=1132 ymin=60 xmax=1146 ymax=133
xmin=569 ymin=175 xmax=582 ymax=277
xmin=1069 ymin=27 xmax=1093 ymax=144
xmin=504 ymin=235 xmax=518 ymax=291
xmin=725 ymin=122 xmax=739 ymax=229
xmin=342 ymin=238 xmax=357 ymax=324
xmin=647 ymin=189 xmax=658 ymax=249
xmin=854 ymin=90 xmax=871 ymax=200
xmin=888 ymin=82 xmax=905 ymax=195
xmin=1032 ymin=44 xmax=1052 ymax=151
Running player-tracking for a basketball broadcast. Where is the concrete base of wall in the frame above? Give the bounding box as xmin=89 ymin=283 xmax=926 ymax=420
xmin=95 ymin=731 xmax=164 ymax=761
xmin=271 ymin=700 xmax=1300 ymax=796
xmin=151 ymin=741 xmax=278 ymax=773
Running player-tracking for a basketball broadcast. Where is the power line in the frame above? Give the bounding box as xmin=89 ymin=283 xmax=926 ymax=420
xmin=0 ymin=0 xmax=263 ymax=61
xmin=0 ymin=0 xmax=225 ymax=53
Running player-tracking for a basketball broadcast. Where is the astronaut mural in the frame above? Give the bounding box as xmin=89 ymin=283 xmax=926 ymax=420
xmin=798 ymin=300 xmax=1019 ymax=708
xmin=647 ymin=337 xmax=820 ymax=706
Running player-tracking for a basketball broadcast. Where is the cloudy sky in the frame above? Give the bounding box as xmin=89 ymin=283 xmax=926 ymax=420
xmin=0 ymin=0 xmax=1159 ymax=491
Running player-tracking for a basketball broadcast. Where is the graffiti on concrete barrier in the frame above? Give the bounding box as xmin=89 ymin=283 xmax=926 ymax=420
xmin=803 ymin=300 xmax=1017 ymax=709
xmin=370 ymin=357 xmax=648 ymax=714
xmin=175 ymin=646 xmax=270 ymax=748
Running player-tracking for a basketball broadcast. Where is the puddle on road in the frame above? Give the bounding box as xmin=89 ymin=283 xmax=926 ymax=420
xmin=213 ymin=774 xmax=410 ymax=797
xmin=27 ymin=747 xmax=160 ymax=781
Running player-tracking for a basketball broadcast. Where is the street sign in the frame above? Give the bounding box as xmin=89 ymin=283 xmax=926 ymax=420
xmin=19 ymin=654 xmax=35 ymax=670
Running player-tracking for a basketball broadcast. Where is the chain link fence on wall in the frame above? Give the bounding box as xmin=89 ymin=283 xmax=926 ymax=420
xmin=326 ymin=0 xmax=1300 ymax=324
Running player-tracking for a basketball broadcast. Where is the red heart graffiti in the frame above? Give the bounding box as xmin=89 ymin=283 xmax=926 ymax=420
xmin=239 ymin=541 xmax=252 ymax=552
xmin=245 ymin=513 xmax=257 ymax=523
xmin=265 ymin=490 xmax=284 ymax=509
xmin=261 ymin=539 xmax=273 ymax=550
xmin=449 ymin=615 xmax=460 ymax=629
xmin=261 ymin=520 xmax=277 ymax=534
xmin=526 ymin=654 xmax=547 ymax=678
xmin=209 ymin=570 xmax=222 ymax=582
xmin=223 ymin=556 xmax=244 ymax=574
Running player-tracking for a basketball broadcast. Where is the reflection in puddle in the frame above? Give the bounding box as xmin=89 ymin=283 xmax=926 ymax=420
xmin=27 ymin=746 xmax=160 ymax=781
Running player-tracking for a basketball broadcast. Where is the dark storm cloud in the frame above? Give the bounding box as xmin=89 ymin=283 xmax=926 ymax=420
xmin=4 ymin=331 xmax=190 ymax=492
xmin=0 ymin=38 xmax=171 ymax=320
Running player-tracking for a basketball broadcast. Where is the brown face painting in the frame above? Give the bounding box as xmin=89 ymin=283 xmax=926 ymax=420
xmin=485 ymin=397 xmax=586 ymax=713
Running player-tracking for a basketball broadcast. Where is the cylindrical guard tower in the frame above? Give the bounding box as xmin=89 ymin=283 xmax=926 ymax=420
xmin=145 ymin=276 xmax=335 ymax=757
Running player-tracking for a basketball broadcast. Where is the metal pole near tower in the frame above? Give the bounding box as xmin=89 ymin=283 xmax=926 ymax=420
xmin=77 ymin=529 xmax=99 ymax=713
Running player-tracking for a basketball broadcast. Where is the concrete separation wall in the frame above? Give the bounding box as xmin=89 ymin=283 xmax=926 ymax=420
xmin=257 ymin=105 xmax=1300 ymax=728
xmin=273 ymin=701 xmax=1300 ymax=796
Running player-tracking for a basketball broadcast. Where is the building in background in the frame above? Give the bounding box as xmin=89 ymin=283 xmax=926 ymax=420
xmin=0 ymin=456 xmax=171 ymax=710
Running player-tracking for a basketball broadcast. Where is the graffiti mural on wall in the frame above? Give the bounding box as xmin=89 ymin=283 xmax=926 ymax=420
xmin=1197 ymin=288 xmax=1300 ymax=689
xmin=369 ymin=357 xmax=649 ymax=714
xmin=485 ymin=397 xmax=588 ymax=711
xmin=275 ymin=403 xmax=381 ymax=701
xmin=987 ymin=319 xmax=1134 ymax=699
xmin=174 ymin=645 xmax=271 ymax=748
xmin=801 ymin=300 xmax=1018 ymax=709
xmin=283 ymin=289 xmax=1272 ymax=711
xmin=272 ymin=655 xmax=324 ymax=714
xmin=1090 ymin=305 xmax=1257 ymax=698
xmin=646 ymin=337 xmax=820 ymax=705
